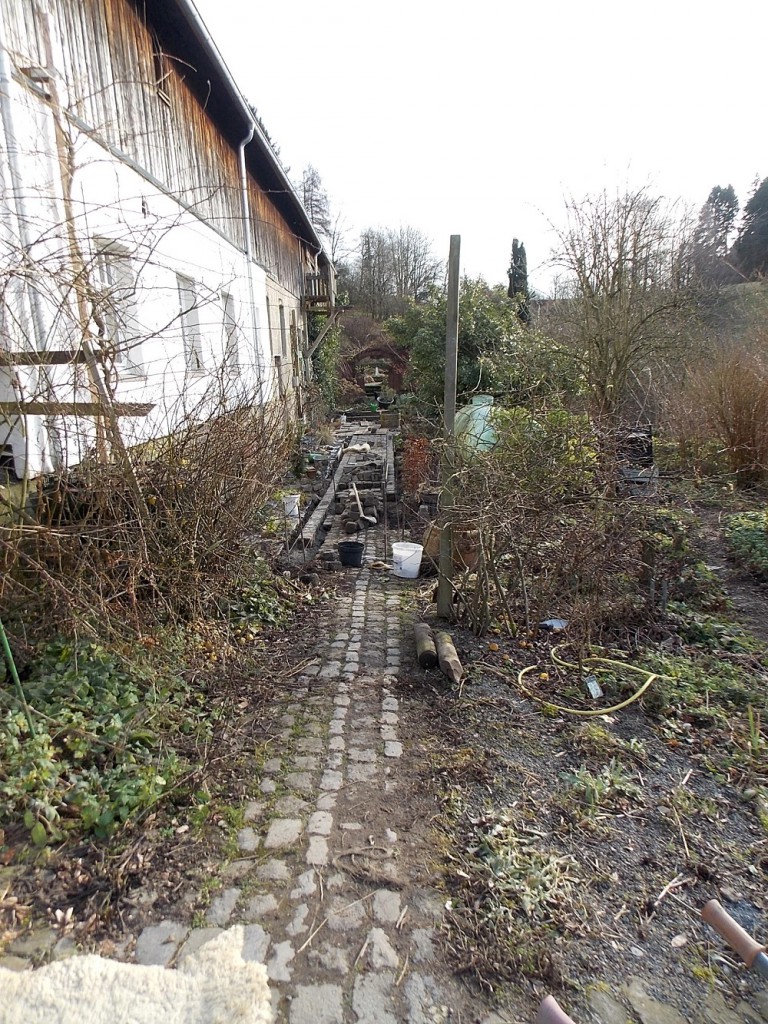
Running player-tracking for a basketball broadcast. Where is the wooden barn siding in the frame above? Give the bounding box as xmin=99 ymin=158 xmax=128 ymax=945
xmin=1 ymin=0 xmax=307 ymax=297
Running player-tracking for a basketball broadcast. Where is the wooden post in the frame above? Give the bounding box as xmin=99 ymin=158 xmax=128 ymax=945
xmin=437 ymin=236 xmax=460 ymax=620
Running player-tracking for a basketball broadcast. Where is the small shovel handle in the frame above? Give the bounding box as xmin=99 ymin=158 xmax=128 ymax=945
xmin=702 ymin=899 xmax=766 ymax=967
xmin=536 ymin=996 xmax=576 ymax=1024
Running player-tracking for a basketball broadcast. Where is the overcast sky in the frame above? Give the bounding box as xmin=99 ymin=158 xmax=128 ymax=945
xmin=194 ymin=0 xmax=764 ymax=296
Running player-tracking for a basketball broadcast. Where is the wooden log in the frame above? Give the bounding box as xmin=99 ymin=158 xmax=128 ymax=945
xmin=435 ymin=631 xmax=463 ymax=685
xmin=0 ymin=402 xmax=154 ymax=416
xmin=414 ymin=622 xmax=438 ymax=669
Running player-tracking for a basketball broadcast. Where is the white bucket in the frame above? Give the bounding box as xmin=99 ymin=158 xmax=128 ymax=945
xmin=282 ymin=493 xmax=300 ymax=521
xmin=392 ymin=542 xmax=423 ymax=579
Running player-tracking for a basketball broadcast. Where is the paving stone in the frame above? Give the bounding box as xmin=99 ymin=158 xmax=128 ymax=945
xmin=326 ymin=752 xmax=344 ymax=769
xmin=329 ymin=735 xmax=345 ymax=751
xmin=380 ymin=725 xmax=398 ymax=741
xmin=241 ymin=923 xmax=271 ymax=963
xmin=332 ymin=707 xmax=347 ymax=721
xmin=257 ymin=858 xmax=291 ymax=882
xmin=622 ymin=978 xmax=688 ymax=1024
xmin=244 ymin=894 xmax=280 ymax=920
xmin=367 ymin=926 xmax=399 ymax=969
xmin=243 ymin=801 xmax=266 ymax=822
xmin=305 ymin=722 xmax=325 ymax=736
xmin=307 ymin=944 xmax=350 ymax=974
xmin=206 ymin=887 xmax=241 ymax=926
xmin=328 ymin=720 xmax=344 ymax=735
xmin=267 ymin=939 xmax=296 ymax=981
xmin=263 ymin=757 xmax=282 ymax=774
xmin=289 ymin=983 xmax=344 ymax=1024
xmin=384 ymin=741 xmax=403 ymax=758
xmin=306 ymin=835 xmax=329 ymax=866
xmin=352 ymin=972 xmax=398 ymax=1024
xmin=382 ymin=697 xmax=399 ymax=711
xmin=51 ymin=936 xmax=78 ymax=960
xmin=0 ymin=955 xmax=32 ymax=971
xmin=734 ymin=1002 xmax=765 ymax=1024
xmin=349 ymin=747 xmax=377 ymax=762
xmin=260 ymin=778 xmax=277 ymax=794
xmin=373 ymin=888 xmax=401 ymax=924
xmin=176 ymin=927 xmax=222 ymax=964
xmin=237 ymin=827 xmax=260 ymax=852
xmin=404 ymin=973 xmax=449 ymax=1024
xmin=386 ymin=828 xmax=398 ymax=843
xmin=340 ymin=821 xmax=362 ymax=830
xmin=8 ymin=928 xmax=58 ymax=958
xmin=286 ymin=904 xmax=310 ymax=937
xmin=274 ymin=795 xmax=310 ymax=816
xmin=265 ymin=818 xmax=304 ymax=849
xmin=306 ymin=696 xmax=325 ymax=707
xmin=279 ymin=714 xmax=296 ymax=727
xmin=747 ymin=993 xmax=768 ymax=1023
xmin=297 ymin=737 xmax=325 ymax=753
xmin=585 ymin=993 xmax=630 ymax=1024
xmin=290 ymin=869 xmax=318 ymax=900
xmin=308 ymin=810 xmax=333 ymax=835
xmin=348 ymin=762 xmax=378 ymax=783
xmin=134 ymin=920 xmax=188 ymax=966
xmin=381 ymin=712 xmax=398 ymax=725
xmin=356 ymin=715 xmax=378 ymax=728
xmin=348 ymin=642 xmax=361 ymax=652
xmin=293 ymin=755 xmax=320 ymax=770
xmin=320 ymin=663 xmax=341 ymax=679
xmin=285 ymin=771 xmax=314 ymax=792
xmin=411 ymin=927 xmax=435 ymax=963
xmin=320 ymin=769 xmax=343 ymax=791
xmin=327 ymin=894 xmax=368 ymax=932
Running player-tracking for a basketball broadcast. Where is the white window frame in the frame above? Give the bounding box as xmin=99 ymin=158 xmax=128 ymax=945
xmin=92 ymin=240 xmax=144 ymax=377
xmin=221 ymin=290 xmax=239 ymax=371
xmin=177 ymin=274 xmax=204 ymax=373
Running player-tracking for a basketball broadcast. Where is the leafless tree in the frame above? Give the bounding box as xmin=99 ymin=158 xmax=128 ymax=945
xmin=549 ymin=187 xmax=697 ymax=422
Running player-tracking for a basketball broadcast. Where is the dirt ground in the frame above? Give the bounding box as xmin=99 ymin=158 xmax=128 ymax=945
xmin=4 ymin=484 xmax=768 ymax=1024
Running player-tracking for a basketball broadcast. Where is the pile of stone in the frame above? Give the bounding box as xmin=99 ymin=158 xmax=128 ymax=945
xmin=336 ymin=484 xmax=384 ymax=534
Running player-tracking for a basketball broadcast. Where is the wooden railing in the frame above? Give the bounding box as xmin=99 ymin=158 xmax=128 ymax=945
xmin=303 ymin=270 xmax=335 ymax=310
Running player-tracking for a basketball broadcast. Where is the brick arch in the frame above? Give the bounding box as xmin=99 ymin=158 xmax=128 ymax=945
xmin=342 ymin=343 xmax=409 ymax=392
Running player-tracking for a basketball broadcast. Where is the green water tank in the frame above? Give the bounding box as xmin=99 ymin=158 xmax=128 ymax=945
xmin=454 ymin=394 xmax=498 ymax=452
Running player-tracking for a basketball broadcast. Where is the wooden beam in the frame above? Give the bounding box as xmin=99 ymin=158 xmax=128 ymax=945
xmin=0 ymin=402 xmax=154 ymax=416
xmin=0 ymin=350 xmax=87 ymax=366
xmin=306 ymin=308 xmax=341 ymax=360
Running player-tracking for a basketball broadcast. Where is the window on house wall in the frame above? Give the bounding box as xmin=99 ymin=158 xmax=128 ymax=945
xmin=221 ymin=291 xmax=238 ymax=370
xmin=151 ymin=36 xmax=172 ymax=108
xmin=92 ymin=242 xmax=144 ymax=376
xmin=265 ymin=298 xmax=274 ymax=355
xmin=278 ymin=303 xmax=287 ymax=357
xmin=177 ymin=274 xmax=204 ymax=372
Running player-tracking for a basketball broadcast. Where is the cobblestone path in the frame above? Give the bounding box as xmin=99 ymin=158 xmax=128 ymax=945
xmin=134 ymin=527 xmax=478 ymax=1023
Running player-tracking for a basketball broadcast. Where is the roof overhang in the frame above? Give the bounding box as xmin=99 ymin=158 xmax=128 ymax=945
xmin=130 ymin=0 xmax=329 ymax=267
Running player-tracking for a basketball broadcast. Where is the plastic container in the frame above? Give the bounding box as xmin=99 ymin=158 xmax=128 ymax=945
xmin=338 ymin=540 xmax=365 ymax=567
xmin=282 ymin=493 xmax=300 ymax=521
xmin=454 ymin=394 xmax=498 ymax=453
xmin=392 ymin=542 xmax=423 ymax=579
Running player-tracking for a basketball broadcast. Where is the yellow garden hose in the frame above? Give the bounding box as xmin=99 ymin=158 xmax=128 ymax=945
xmin=515 ymin=644 xmax=662 ymax=717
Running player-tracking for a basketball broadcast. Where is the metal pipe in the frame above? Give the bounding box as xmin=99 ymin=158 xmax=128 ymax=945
xmin=0 ymin=13 xmax=48 ymax=353
xmin=238 ymin=124 xmax=266 ymax=402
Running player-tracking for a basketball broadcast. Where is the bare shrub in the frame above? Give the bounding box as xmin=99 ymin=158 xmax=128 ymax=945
xmin=442 ymin=405 xmax=645 ymax=642
xmin=0 ymin=379 xmax=295 ymax=643
xmin=692 ymin=340 xmax=768 ymax=487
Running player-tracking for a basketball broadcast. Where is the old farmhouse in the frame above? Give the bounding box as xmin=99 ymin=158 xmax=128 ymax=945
xmin=0 ymin=0 xmax=334 ymax=478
